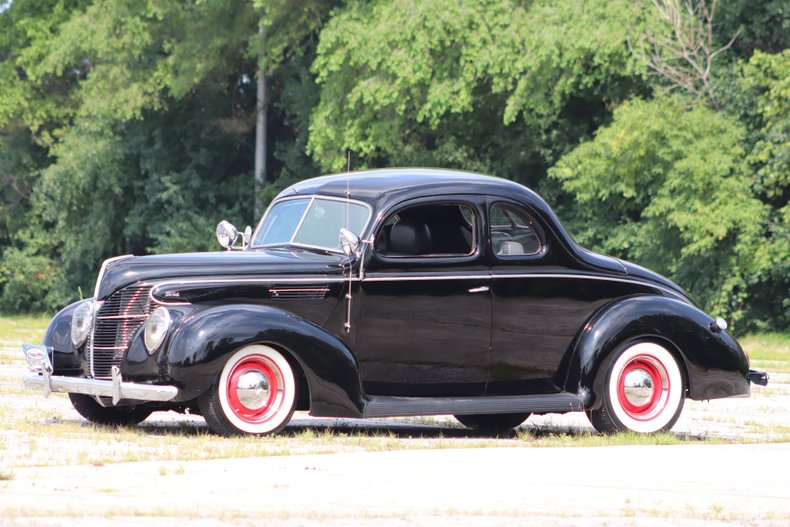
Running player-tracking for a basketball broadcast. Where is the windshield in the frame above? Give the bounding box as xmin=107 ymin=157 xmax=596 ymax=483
xmin=253 ymin=196 xmax=371 ymax=253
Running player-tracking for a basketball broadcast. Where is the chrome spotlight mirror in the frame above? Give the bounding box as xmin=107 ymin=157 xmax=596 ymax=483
xmin=216 ymin=220 xmax=239 ymax=250
xmin=339 ymin=228 xmax=360 ymax=256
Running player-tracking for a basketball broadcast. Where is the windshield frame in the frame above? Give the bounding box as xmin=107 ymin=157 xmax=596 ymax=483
xmin=250 ymin=194 xmax=373 ymax=254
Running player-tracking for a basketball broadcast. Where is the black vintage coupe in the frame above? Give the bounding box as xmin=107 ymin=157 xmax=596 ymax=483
xmin=22 ymin=168 xmax=768 ymax=435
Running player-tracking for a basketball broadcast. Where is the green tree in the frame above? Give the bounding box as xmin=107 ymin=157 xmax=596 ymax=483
xmin=550 ymin=95 xmax=765 ymax=326
xmin=309 ymin=0 xmax=650 ymax=183
xmin=737 ymin=50 xmax=790 ymax=328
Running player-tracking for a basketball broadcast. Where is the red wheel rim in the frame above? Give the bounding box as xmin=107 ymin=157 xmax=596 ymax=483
xmin=616 ymin=356 xmax=669 ymax=421
xmin=225 ymin=355 xmax=283 ymax=424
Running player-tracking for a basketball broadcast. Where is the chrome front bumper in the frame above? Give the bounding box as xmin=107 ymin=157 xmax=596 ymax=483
xmin=22 ymin=344 xmax=178 ymax=405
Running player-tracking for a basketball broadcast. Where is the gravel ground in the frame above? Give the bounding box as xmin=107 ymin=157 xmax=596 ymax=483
xmin=1 ymin=341 xmax=788 ymax=526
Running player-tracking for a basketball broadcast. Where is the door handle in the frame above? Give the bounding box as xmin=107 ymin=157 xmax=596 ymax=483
xmin=468 ymin=286 xmax=490 ymax=293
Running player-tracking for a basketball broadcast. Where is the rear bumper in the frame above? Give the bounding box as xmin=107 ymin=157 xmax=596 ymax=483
xmin=748 ymin=369 xmax=769 ymax=386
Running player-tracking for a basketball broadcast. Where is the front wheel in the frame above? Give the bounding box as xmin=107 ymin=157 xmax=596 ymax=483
xmin=68 ymin=393 xmax=153 ymax=426
xmin=588 ymin=341 xmax=685 ymax=434
xmin=198 ymin=344 xmax=297 ymax=436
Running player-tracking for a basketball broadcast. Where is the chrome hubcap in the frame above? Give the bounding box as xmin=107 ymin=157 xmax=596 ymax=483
xmin=235 ymin=371 xmax=270 ymax=410
xmin=622 ymin=368 xmax=654 ymax=407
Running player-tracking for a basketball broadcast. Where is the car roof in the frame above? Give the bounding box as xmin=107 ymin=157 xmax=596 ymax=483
xmin=278 ymin=168 xmax=542 ymax=210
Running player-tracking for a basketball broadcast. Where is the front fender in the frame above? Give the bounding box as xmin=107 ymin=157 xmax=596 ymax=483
xmin=165 ymin=304 xmax=364 ymax=417
xmin=563 ymin=295 xmax=750 ymax=409
xmin=42 ymin=299 xmax=90 ymax=375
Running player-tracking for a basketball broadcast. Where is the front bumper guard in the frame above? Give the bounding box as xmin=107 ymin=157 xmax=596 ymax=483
xmin=22 ymin=344 xmax=178 ymax=405
xmin=748 ymin=369 xmax=769 ymax=386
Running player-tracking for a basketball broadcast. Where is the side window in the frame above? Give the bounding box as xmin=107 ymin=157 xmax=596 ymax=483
xmin=489 ymin=203 xmax=542 ymax=256
xmin=376 ymin=203 xmax=476 ymax=257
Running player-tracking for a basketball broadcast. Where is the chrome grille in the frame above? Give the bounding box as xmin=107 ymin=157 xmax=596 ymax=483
xmin=90 ymin=285 xmax=153 ymax=379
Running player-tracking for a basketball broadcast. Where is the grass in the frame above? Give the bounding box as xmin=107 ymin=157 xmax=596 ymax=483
xmin=741 ymin=332 xmax=790 ymax=362
xmin=0 ymin=314 xmax=50 ymax=345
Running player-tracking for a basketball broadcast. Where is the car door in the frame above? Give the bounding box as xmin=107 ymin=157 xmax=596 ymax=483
xmin=355 ymin=197 xmax=491 ymax=397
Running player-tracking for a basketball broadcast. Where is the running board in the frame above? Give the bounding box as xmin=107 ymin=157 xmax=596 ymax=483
xmin=363 ymin=393 xmax=583 ymax=418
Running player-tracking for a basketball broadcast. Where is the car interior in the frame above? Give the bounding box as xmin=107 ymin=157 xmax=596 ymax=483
xmin=375 ymin=204 xmax=475 ymax=256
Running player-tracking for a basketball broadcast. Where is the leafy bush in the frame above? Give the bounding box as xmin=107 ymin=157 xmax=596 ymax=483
xmin=0 ymin=248 xmax=72 ymax=313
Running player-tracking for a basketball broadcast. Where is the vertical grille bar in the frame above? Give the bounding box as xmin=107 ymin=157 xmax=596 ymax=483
xmin=89 ymin=285 xmax=153 ymax=379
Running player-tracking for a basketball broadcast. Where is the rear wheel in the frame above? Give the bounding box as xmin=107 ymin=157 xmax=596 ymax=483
xmin=68 ymin=393 xmax=153 ymax=426
xmin=198 ymin=344 xmax=297 ymax=436
xmin=588 ymin=341 xmax=685 ymax=434
xmin=455 ymin=413 xmax=530 ymax=432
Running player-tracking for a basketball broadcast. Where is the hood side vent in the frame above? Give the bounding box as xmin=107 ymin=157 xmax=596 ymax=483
xmin=269 ymin=286 xmax=329 ymax=301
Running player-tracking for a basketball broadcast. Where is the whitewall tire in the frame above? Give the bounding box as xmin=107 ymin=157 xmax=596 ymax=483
xmin=588 ymin=341 xmax=685 ymax=434
xmin=199 ymin=344 xmax=297 ymax=436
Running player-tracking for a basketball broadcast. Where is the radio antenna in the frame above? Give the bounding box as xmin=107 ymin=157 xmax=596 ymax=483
xmin=343 ymin=149 xmax=352 ymax=333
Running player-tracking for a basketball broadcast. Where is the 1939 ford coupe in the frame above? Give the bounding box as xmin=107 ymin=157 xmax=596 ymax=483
xmin=22 ymin=169 xmax=768 ymax=435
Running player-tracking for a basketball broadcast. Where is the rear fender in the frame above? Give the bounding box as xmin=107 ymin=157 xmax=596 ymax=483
xmin=563 ymin=295 xmax=749 ymax=410
xmin=165 ymin=304 xmax=364 ymax=417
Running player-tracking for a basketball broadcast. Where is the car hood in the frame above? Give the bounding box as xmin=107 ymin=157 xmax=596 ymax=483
xmin=96 ymin=249 xmax=347 ymax=299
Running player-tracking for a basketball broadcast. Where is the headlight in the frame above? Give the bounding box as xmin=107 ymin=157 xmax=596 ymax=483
xmin=70 ymin=301 xmax=94 ymax=347
xmin=144 ymin=307 xmax=172 ymax=354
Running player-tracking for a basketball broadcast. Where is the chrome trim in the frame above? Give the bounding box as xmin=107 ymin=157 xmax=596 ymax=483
xmin=269 ymin=287 xmax=330 ymax=293
xmin=468 ymin=285 xmax=490 ymax=293
xmin=23 ymin=372 xmax=179 ymax=403
xmin=363 ymin=273 xmax=491 ymax=282
xmin=96 ymin=314 xmax=149 ymax=320
xmin=88 ymin=300 xmax=103 ymax=378
xmin=147 ymin=272 xmax=684 ymax=300
xmin=149 ymin=277 xmax=349 ymax=300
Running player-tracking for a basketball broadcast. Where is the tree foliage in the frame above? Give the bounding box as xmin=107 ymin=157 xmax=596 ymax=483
xmin=309 ymin=0 xmax=649 ymax=177
xmin=0 ymin=0 xmax=786 ymax=330
xmin=549 ymin=96 xmax=764 ymax=325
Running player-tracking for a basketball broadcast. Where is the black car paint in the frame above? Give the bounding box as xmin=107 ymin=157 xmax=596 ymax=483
xmin=42 ymin=168 xmax=751 ymax=418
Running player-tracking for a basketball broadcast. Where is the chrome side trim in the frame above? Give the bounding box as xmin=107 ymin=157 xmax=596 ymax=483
xmin=145 ymin=272 xmax=684 ymax=301
xmin=490 ymin=273 xmax=686 ymax=300
xmin=361 ymin=272 xmax=686 ymax=300
xmin=23 ymin=373 xmax=178 ymax=403
xmin=150 ymin=271 xmax=686 ymax=306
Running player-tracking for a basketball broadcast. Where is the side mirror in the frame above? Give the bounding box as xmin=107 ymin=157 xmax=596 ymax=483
xmin=216 ymin=220 xmax=239 ymax=250
xmin=242 ymin=226 xmax=252 ymax=249
xmin=339 ymin=228 xmax=360 ymax=256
